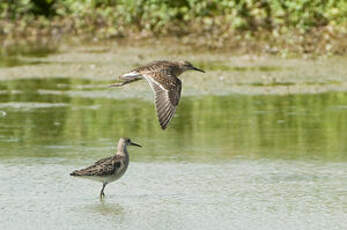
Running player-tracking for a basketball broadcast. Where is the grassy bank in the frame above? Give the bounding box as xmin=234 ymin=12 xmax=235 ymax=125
xmin=0 ymin=0 xmax=347 ymax=55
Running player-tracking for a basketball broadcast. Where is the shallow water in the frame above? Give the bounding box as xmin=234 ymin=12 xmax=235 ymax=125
xmin=0 ymin=77 xmax=347 ymax=229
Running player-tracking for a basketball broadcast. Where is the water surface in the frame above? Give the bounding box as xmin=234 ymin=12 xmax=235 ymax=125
xmin=0 ymin=78 xmax=346 ymax=229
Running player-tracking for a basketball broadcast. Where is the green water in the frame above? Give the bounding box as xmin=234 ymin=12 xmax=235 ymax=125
xmin=0 ymin=77 xmax=346 ymax=229
xmin=1 ymin=78 xmax=347 ymax=161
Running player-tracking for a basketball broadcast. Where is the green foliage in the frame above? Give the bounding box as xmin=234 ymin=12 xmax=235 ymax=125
xmin=2 ymin=0 xmax=346 ymax=29
xmin=0 ymin=0 xmax=346 ymax=55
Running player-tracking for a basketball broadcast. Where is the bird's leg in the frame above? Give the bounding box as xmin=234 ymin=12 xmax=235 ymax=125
xmin=99 ymin=183 xmax=107 ymax=199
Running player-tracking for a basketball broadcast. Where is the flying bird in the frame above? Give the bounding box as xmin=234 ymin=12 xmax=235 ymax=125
xmin=110 ymin=60 xmax=205 ymax=129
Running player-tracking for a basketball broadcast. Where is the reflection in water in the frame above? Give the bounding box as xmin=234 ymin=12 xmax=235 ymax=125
xmin=0 ymin=44 xmax=58 ymax=68
xmin=0 ymin=57 xmax=47 ymax=68
xmin=82 ymin=201 xmax=124 ymax=217
xmin=0 ymin=78 xmax=347 ymax=162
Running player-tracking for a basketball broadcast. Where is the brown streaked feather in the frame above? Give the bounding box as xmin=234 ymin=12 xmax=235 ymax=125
xmin=94 ymin=156 xmax=112 ymax=165
xmin=143 ymin=72 xmax=182 ymax=129
xmin=70 ymin=155 xmax=124 ymax=177
xmin=131 ymin=60 xmax=177 ymax=73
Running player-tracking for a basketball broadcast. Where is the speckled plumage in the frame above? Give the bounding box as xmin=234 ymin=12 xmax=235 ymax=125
xmin=70 ymin=154 xmax=126 ymax=178
xmin=110 ymin=60 xmax=205 ymax=129
xmin=70 ymin=137 xmax=141 ymax=199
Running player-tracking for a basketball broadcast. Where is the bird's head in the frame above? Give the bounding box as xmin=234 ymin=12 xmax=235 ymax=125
xmin=178 ymin=61 xmax=205 ymax=73
xmin=120 ymin=137 xmax=142 ymax=148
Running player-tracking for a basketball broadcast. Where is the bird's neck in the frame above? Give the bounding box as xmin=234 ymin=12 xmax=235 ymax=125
xmin=174 ymin=67 xmax=186 ymax=76
xmin=116 ymin=141 xmax=128 ymax=157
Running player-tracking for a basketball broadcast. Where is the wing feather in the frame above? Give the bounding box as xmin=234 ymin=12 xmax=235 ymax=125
xmin=70 ymin=155 xmax=124 ymax=177
xmin=143 ymin=74 xmax=182 ymax=129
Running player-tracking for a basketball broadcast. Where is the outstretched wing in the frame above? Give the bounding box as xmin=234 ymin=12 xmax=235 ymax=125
xmin=70 ymin=155 xmax=123 ymax=177
xmin=143 ymin=72 xmax=182 ymax=129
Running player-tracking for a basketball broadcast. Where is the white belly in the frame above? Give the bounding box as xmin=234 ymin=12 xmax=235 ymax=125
xmin=80 ymin=174 xmax=120 ymax=184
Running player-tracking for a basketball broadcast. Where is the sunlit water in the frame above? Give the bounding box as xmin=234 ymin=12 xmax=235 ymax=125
xmin=0 ymin=78 xmax=346 ymax=229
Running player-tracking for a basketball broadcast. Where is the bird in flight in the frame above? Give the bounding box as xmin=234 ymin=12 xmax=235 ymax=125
xmin=110 ymin=60 xmax=205 ymax=129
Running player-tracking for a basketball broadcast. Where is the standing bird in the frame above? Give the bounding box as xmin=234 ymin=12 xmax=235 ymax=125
xmin=110 ymin=60 xmax=205 ymax=129
xmin=70 ymin=137 xmax=142 ymax=199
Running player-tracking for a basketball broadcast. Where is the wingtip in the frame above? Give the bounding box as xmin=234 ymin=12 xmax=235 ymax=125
xmin=158 ymin=110 xmax=174 ymax=130
xmin=159 ymin=118 xmax=169 ymax=130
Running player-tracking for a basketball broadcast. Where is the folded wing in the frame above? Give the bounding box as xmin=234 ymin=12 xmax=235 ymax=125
xmin=70 ymin=155 xmax=123 ymax=177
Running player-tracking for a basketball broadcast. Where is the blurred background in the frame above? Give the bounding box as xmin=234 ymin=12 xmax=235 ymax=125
xmin=0 ymin=0 xmax=346 ymax=54
xmin=0 ymin=1 xmax=347 ymax=230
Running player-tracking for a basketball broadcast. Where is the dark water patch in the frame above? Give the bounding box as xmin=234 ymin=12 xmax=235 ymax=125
xmin=0 ymin=42 xmax=59 ymax=67
xmin=0 ymin=78 xmax=108 ymax=93
xmin=238 ymin=80 xmax=343 ymax=87
xmin=196 ymin=61 xmax=232 ymax=71
xmin=196 ymin=61 xmax=285 ymax=72
xmin=246 ymin=82 xmax=296 ymax=87
xmin=304 ymin=80 xmax=342 ymax=86
xmin=231 ymin=66 xmax=284 ymax=72
xmin=80 ymin=48 xmax=110 ymax=54
xmin=1 ymin=43 xmax=58 ymax=57
xmin=0 ymin=56 xmax=48 ymax=68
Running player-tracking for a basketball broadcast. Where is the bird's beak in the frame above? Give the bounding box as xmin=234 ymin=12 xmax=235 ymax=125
xmin=130 ymin=141 xmax=142 ymax=148
xmin=192 ymin=67 xmax=205 ymax=73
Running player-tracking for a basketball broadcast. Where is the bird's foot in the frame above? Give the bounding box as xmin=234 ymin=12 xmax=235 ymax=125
xmin=99 ymin=192 xmax=105 ymax=200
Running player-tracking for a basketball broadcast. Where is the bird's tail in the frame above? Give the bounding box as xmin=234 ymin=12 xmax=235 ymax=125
xmin=109 ymin=72 xmax=142 ymax=88
xmin=70 ymin=170 xmax=81 ymax=176
xmin=109 ymin=78 xmax=141 ymax=88
xmin=119 ymin=71 xmax=142 ymax=81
